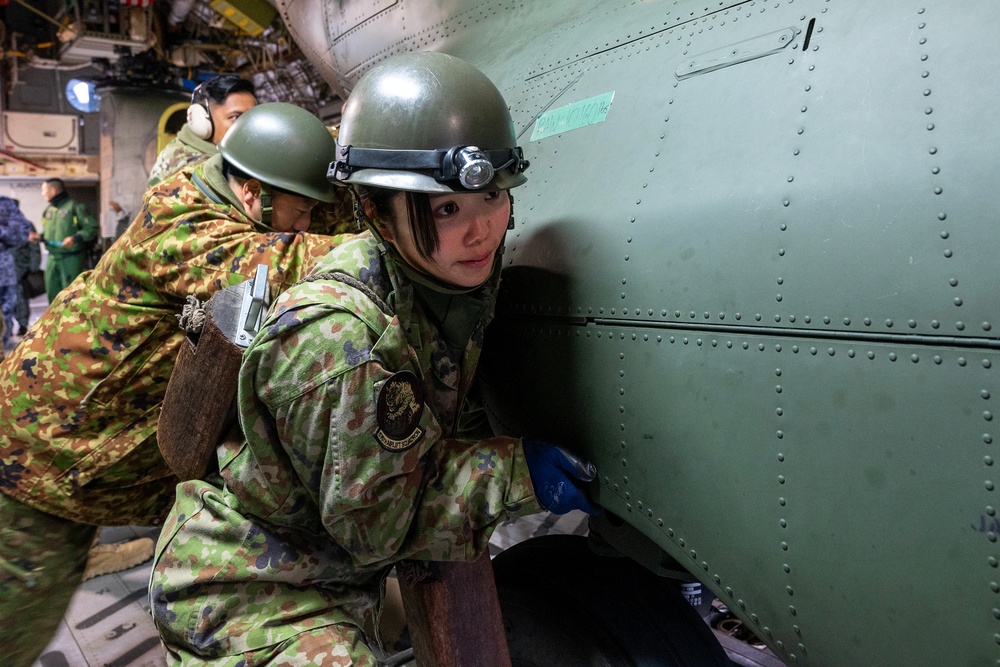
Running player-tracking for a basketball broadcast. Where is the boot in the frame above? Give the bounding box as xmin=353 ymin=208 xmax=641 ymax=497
xmin=81 ymin=537 xmax=155 ymax=581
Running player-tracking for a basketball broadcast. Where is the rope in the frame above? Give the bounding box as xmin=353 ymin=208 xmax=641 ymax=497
xmin=396 ymin=559 xmax=436 ymax=586
xmin=298 ymin=270 xmax=391 ymax=317
xmin=176 ymin=294 xmax=207 ymax=333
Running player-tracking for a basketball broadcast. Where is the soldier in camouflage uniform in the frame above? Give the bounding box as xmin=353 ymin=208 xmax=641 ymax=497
xmin=0 ymin=102 xmax=350 ymax=667
xmin=150 ymin=52 xmax=598 ymax=666
xmin=0 ymin=196 xmax=32 ymax=350
xmin=12 ymin=232 xmax=41 ymax=337
xmin=147 ymin=74 xmax=256 ymax=188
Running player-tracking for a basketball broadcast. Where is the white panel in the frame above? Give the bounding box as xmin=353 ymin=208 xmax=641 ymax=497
xmin=2 ymin=111 xmax=80 ymax=155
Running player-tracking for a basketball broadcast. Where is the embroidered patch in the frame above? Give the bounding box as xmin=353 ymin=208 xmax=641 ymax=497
xmin=374 ymin=371 xmax=425 ymax=452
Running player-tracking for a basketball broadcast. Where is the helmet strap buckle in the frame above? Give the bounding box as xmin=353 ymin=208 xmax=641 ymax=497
xmin=259 ymin=183 xmax=273 ymax=227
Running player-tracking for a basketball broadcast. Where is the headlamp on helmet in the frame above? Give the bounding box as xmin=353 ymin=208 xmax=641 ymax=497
xmin=330 ymin=144 xmax=529 ymax=191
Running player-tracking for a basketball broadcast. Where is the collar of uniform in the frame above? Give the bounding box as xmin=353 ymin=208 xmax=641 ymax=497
xmin=177 ymin=122 xmax=219 ymax=157
xmin=196 ymin=154 xmax=283 ymax=233
xmin=196 ymin=154 xmax=248 ymax=216
xmin=373 ymin=230 xmax=501 ymax=357
xmin=48 ymin=191 xmax=70 ymax=208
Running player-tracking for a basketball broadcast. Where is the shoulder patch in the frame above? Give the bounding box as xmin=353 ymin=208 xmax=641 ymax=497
xmin=374 ymin=370 xmax=425 ymax=452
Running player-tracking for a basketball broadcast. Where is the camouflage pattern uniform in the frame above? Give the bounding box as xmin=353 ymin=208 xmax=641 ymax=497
xmin=310 ymin=188 xmax=358 ymax=237
xmin=0 ymin=153 xmax=346 ymax=667
xmin=150 ymin=232 xmax=541 ymax=665
xmin=12 ymin=239 xmax=41 ymax=335
xmin=147 ymin=123 xmax=217 ymax=188
xmin=0 ymin=196 xmax=32 ymax=348
xmin=40 ymin=192 xmax=98 ymax=302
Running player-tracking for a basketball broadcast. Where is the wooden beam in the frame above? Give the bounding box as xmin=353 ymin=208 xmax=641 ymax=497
xmin=0 ymin=149 xmax=48 ymax=171
xmin=397 ymin=552 xmax=511 ymax=667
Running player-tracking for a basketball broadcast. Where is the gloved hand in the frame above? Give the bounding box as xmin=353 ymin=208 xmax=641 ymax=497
xmin=522 ymin=440 xmax=600 ymax=515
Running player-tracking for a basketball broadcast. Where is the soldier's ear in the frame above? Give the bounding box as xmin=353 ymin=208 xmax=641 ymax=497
xmin=240 ymin=179 xmax=261 ymax=208
xmin=363 ymin=199 xmax=396 ymax=241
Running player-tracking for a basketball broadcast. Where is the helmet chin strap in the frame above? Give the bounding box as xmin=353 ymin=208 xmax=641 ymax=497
xmin=259 ymin=182 xmax=273 ymax=227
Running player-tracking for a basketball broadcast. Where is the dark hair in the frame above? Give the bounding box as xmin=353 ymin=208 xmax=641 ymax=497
xmin=357 ymin=186 xmax=438 ymax=260
xmin=222 ymin=158 xmax=298 ymax=198
xmin=195 ymin=74 xmax=256 ymax=107
xmin=44 ymin=178 xmax=66 ymax=193
xmin=221 ymin=158 xmax=251 ymax=183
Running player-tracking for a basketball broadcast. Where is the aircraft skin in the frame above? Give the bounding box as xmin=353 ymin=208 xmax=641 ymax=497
xmin=275 ymin=1 xmax=1000 ymax=664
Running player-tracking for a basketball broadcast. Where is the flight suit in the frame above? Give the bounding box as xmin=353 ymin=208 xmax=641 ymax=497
xmin=150 ymin=233 xmax=541 ymax=665
xmin=0 ymin=153 xmax=347 ymax=667
xmin=147 ymin=122 xmax=217 ymax=188
xmin=39 ymin=193 xmax=98 ymax=302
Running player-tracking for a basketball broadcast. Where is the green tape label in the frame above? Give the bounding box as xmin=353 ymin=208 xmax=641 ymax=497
xmin=530 ymin=91 xmax=615 ymax=142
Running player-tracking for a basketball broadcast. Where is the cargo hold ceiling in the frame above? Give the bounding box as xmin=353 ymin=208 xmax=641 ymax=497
xmin=0 ymin=0 xmax=342 ymax=118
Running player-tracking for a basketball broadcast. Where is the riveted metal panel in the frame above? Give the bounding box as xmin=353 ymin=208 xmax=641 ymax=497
xmin=290 ymin=0 xmax=1000 ymax=663
xmin=277 ymin=0 xmax=603 ymax=97
xmin=482 ymin=2 xmax=1000 ymax=663
xmin=483 ymin=311 xmax=999 ymax=666
xmin=499 ymin=1 xmax=1000 ymax=344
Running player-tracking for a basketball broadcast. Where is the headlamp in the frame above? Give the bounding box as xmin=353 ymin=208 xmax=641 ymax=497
xmin=444 ymin=146 xmax=493 ymax=189
xmin=330 ymin=144 xmax=529 ymax=190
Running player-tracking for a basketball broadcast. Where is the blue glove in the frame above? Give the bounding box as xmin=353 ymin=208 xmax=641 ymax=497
xmin=522 ymin=441 xmax=600 ymax=515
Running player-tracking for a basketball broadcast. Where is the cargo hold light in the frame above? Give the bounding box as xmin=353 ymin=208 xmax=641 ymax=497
xmin=66 ymin=79 xmax=100 ymax=113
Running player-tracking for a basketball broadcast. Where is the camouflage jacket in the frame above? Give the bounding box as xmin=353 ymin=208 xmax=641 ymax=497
xmin=151 ymin=233 xmax=540 ymax=656
xmin=0 ymin=155 xmax=346 ymax=526
xmin=12 ymin=241 xmax=41 ymax=279
xmin=40 ymin=193 xmax=98 ymax=259
xmin=0 ymin=196 xmax=32 ymax=287
xmin=147 ymin=123 xmax=216 ymax=188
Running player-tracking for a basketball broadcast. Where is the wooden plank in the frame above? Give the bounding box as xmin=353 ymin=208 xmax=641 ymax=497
xmin=397 ymin=553 xmax=511 ymax=667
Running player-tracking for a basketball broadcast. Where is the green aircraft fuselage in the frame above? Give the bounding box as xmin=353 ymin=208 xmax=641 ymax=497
xmin=281 ymin=1 xmax=1000 ymax=664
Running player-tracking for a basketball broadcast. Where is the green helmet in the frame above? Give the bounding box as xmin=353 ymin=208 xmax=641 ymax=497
xmin=219 ymin=102 xmax=336 ymax=203
xmin=331 ymin=51 xmax=529 ymax=193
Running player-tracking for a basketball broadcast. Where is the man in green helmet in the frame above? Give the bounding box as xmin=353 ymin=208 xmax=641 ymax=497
xmin=0 ymin=102 xmax=351 ymax=667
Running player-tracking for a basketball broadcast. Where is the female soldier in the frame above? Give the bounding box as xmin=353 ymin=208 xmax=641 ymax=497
xmin=150 ymin=51 xmax=597 ymax=665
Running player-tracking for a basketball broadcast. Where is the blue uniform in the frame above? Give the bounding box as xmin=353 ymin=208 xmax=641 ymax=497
xmin=0 ymin=196 xmax=32 ymax=347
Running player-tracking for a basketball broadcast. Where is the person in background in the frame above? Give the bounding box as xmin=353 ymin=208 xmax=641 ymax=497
xmin=11 ymin=210 xmax=41 ymax=338
xmin=30 ymin=178 xmax=98 ymax=303
xmin=0 ymin=102 xmax=350 ymax=667
xmin=150 ymin=51 xmax=598 ymax=666
xmin=0 ymin=196 xmax=32 ymax=352
xmin=147 ymin=74 xmax=256 ymax=187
